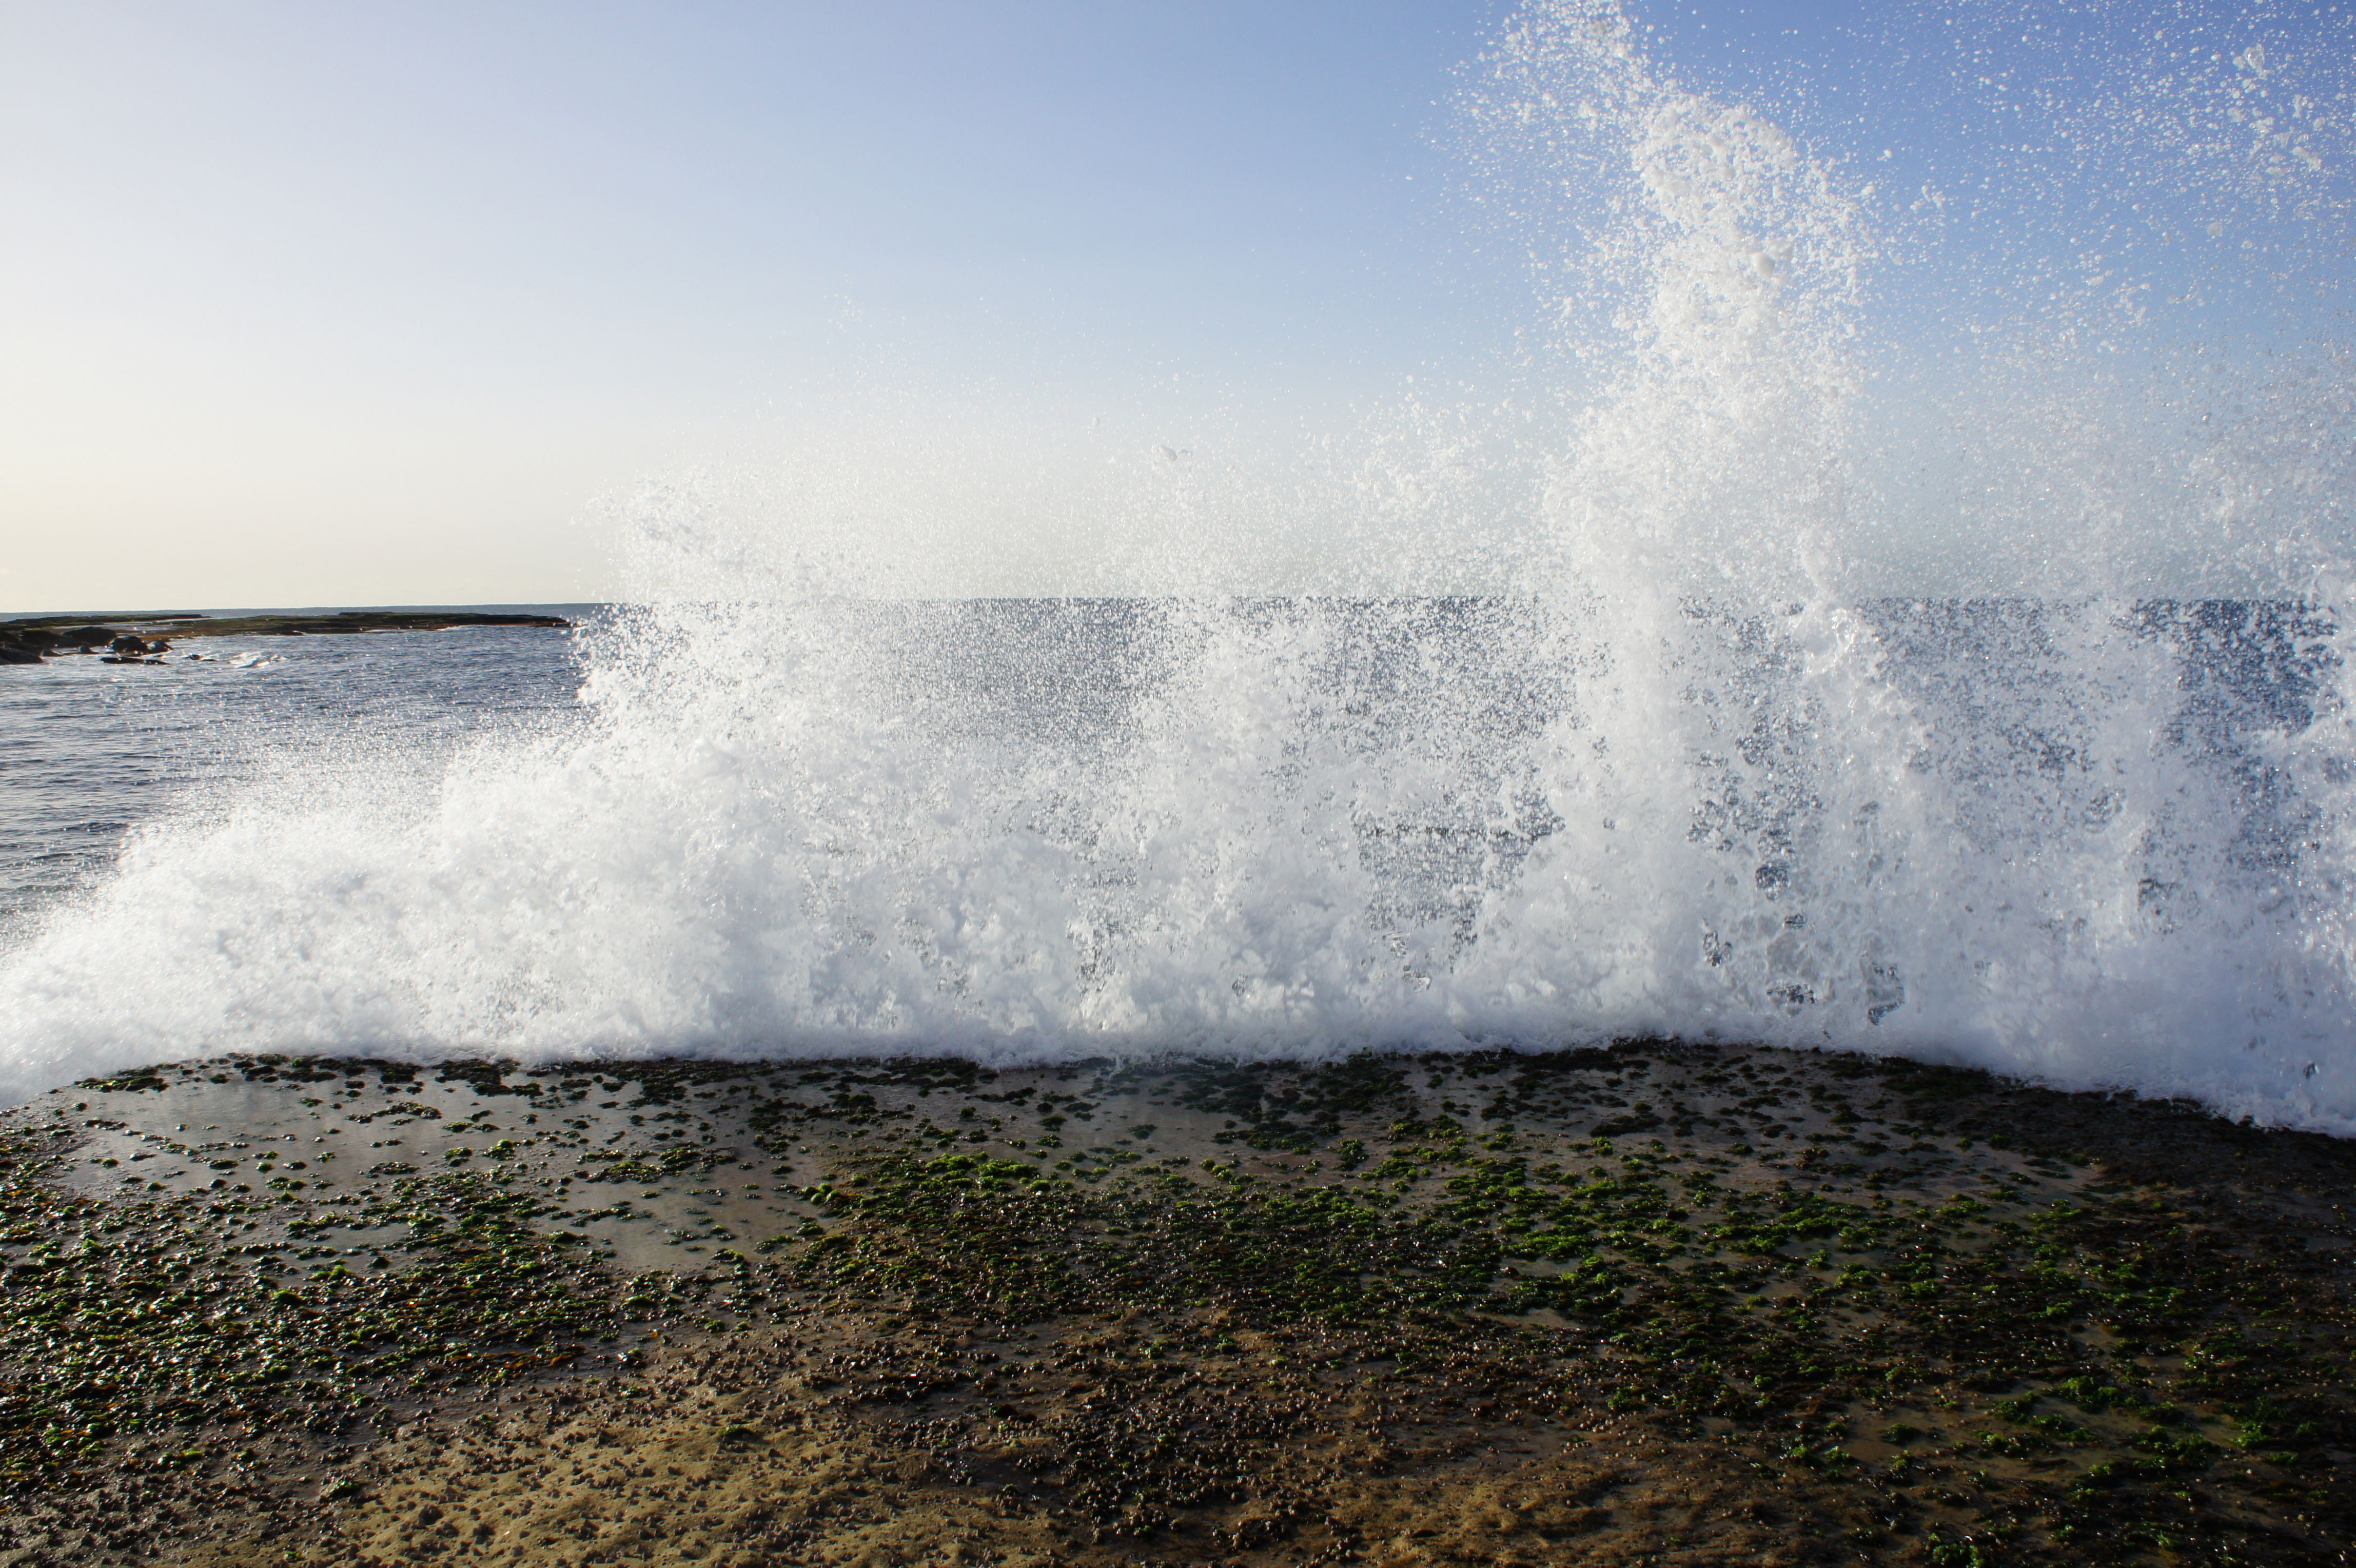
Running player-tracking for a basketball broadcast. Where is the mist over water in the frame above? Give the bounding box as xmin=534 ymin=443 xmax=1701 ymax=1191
xmin=5 ymin=1 xmax=2355 ymax=1127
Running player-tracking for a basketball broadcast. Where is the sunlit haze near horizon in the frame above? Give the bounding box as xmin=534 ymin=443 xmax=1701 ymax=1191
xmin=3 ymin=0 xmax=2350 ymax=607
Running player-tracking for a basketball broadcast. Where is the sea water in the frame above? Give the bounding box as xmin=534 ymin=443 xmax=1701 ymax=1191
xmin=2 ymin=1 xmax=2352 ymax=1128
xmin=0 ymin=622 xmax=593 ymax=919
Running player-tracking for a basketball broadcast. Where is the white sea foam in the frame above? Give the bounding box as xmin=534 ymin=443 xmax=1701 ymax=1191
xmin=3 ymin=1 xmax=2353 ymax=1127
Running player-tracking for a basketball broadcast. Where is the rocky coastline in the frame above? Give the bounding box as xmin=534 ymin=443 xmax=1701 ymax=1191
xmin=0 ymin=612 xmax=572 ymax=665
xmin=0 ymin=1044 xmax=2347 ymax=1566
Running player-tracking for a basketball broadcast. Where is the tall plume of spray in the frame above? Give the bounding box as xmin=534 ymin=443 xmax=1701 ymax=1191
xmin=1443 ymin=0 xmax=1909 ymax=1050
xmin=1459 ymin=1 xmax=2356 ymax=1115
xmin=1463 ymin=1 xmax=1872 ymax=596
xmin=1449 ymin=2 xmax=2356 ymax=1115
xmin=2 ymin=1 xmax=2355 ymax=1128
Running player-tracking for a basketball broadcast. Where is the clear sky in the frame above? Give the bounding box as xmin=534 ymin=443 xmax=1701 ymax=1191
xmin=2 ymin=0 xmax=1510 ymax=607
xmin=3 ymin=1 xmax=2348 ymax=608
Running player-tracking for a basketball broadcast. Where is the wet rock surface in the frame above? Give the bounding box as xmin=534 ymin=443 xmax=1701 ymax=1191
xmin=0 ymin=1045 xmax=2348 ymax=1565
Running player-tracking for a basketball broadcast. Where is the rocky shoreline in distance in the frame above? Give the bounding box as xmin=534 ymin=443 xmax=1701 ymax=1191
xmin=0 ymin=611 xmax=572 ymax=665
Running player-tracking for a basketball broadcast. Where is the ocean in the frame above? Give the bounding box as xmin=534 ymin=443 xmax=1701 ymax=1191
xmin=1 ymin=592 xmax=2350 ymax=1131
xmin=0 ymin=614 xmax=596 ymax=921
xmin=3 ymin=0 xmax=2352 ymax=1133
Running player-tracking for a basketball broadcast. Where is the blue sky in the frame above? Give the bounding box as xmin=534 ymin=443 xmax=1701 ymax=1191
xmin=3 ymin=1 xmax=2347 ymax=606
xmin=3 ymin=1 xmax=1510 ymax=605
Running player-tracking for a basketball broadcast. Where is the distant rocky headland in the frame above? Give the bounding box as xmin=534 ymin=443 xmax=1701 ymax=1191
xmin=0 ymin=610 xmax=572 ymax=665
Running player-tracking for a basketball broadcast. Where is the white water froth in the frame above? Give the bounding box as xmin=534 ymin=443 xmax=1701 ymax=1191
xmin=5 ymin=2 xmax=2354 ymax=1127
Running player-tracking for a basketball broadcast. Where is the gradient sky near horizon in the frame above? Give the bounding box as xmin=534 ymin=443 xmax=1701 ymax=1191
xmin=4 ymin=1 xmax=2348 ymax=609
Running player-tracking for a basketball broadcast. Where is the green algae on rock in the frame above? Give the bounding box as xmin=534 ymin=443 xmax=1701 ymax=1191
xmin=1 ymin=1045 xmax=2350 ymax=1565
